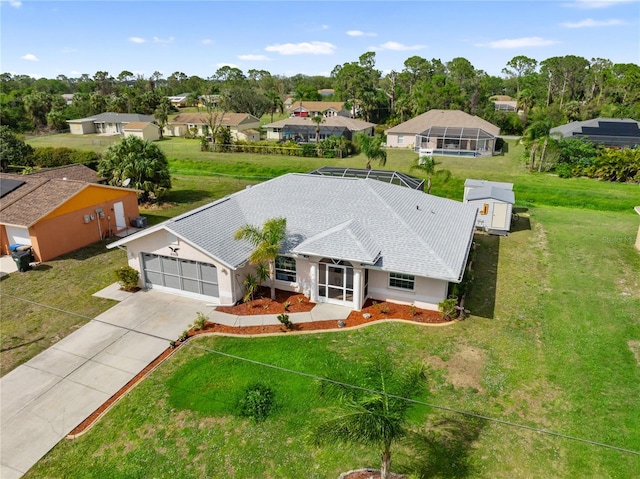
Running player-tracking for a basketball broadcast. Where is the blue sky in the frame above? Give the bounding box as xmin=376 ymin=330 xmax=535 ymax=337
xmin=1 ymin=0 xmax=639 ymax=80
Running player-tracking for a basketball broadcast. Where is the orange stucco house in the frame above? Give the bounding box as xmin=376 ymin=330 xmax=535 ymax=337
xmin=1 ymin=165 xmax=140 ymax=262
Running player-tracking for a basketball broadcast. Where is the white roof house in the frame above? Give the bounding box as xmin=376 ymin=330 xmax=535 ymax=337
xmin=463 ymin=179 xmax=515 ymax=234
xmin=108 ymin=173 xmax=477 ymax=312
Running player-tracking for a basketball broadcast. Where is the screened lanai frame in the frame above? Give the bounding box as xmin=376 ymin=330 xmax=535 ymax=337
xmin=308 ymin=166 xmax=425 ymax=191
xmin=414 ymin=126 xmax=496 ymax=157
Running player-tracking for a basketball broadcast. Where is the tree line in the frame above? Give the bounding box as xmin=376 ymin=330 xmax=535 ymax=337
xmin=2 ymin=53 xmax=638 ymax=135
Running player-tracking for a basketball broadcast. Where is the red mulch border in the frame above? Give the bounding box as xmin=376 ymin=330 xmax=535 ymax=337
xmin=66 ymin=296 xmax=453 ymax=438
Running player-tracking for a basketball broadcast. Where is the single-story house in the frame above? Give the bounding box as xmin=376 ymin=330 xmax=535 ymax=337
xmin=1 ymin=165 xmax=140 ymax=262
xmin=67 ymin=112 xmax=157 ymax=135
xmin=61 ymin=93 xmax=75 ymax=105
xmin=550 ymin=118 xmax=640 ymax=148
xmin=385 ymin=109 xmax=501 ymax=157
xmin=463 ymin=179 xmax=515 ymax=234
xmin=289 ymin=101 xmax=350 ymax=118
xmin=107 ymin=173 xmax=478 ymax=312
xmin=123 ymin=122 xmax=160 ymax=141
xmin=168 ymin=93 xmax=191 ymax=108
xmin=263 ymin=116 xmax=375 ymax=142
xmin=165 ymin=112 xmax=261 ymax=141
xmin=491 ymin=95 xmax=518 ymax=112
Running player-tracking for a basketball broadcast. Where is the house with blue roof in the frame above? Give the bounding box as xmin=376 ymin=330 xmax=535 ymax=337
xmin=108 ymin=173 xmax=478 ymax=312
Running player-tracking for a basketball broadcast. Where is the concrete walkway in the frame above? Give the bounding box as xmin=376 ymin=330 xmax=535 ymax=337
xmin=0 ymin=285 xmax=351 ymax=478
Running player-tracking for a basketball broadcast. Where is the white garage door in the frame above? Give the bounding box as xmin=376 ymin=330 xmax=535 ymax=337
xmin=142 ymin=253 xmax=219 ymax=298
xmin=5 ymin=225 xmax=31 ymax=246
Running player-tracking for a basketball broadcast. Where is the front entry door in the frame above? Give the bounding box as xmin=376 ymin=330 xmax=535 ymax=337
xmin=113 ymin=201 xmax=126 ymax=230
xmin=318 ymin=259 xmax=354 ymax=305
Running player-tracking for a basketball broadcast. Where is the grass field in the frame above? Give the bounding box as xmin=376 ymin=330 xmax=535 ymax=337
xmin=10 ymin=132 xmax=640 ymax=477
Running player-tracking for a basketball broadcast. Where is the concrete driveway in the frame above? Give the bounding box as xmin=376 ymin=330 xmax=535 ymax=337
xmin=0 ymin=288 xmax=212 ymax=478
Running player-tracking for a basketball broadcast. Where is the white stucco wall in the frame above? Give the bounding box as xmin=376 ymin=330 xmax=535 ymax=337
xmin=69 ymin=122 xmax=95 ymax=135
xmin=465 ymin=199 xmax=512 ymax=231
xmin=366 ymin=269 xmax=449 ymax=311
xmin=385 ymin=132 xmax=415 ymax=149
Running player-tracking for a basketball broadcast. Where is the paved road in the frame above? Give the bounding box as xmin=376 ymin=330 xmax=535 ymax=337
xmin=0 ymin=287 xmax=212 ymax=478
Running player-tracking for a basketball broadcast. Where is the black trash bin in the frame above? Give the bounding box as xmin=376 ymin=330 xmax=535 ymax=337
xmin=11 ymin=249 xmax=32 ymax=272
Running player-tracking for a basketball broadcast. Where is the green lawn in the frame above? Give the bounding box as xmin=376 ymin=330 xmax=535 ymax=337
xmin=23 ymin=207 xmax=640 ymax=478
xmin=11 ymin=133 xmax=640 ymax=477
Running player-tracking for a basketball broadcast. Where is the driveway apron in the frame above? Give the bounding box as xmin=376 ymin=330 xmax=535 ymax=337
xmin=0 ymin=289 xmax=211 ymax=478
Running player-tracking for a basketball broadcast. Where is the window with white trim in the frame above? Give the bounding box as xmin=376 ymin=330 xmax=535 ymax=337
xmin=275 ymin=256 xmax=296 ymax=282
xmin=389 ymin=272 xmax=415 ymax=290
xmin=397 ymin=134 xmax=404 ymax=145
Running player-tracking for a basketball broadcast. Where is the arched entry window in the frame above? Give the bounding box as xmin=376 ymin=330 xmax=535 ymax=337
xmin=318 ymin=258 xmax=354 ymax=304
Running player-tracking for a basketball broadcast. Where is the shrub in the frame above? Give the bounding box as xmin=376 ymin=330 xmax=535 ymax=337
xmin=192 ymin=312 xmax=207 ymax=331
xmin=438 ymin=298 xmax=458 ymax=320
xmin=237 ymin=383 xmax=275 ymax=422
xmin=277 ymin=313 xmax=293 ymax=329
xmin=301 ymin=144 xmax=317 ymax=157
xmin=114 ymin=265 xmax=139 ymax=291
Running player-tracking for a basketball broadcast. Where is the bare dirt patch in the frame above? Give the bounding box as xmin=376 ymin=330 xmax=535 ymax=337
xmin=426 ymin=345 xmax=487 ymax=392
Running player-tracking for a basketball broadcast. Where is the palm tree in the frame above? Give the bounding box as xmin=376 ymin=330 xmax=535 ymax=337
xmin=154 ymin=99 xmax=171 ymax=139
xmin=311 ymin=114 xmax=325 ymax=143
xmin=186 ymin=92 xmax=201 ymax=112
xmin=523 ymin=119 xmax=553 ymax=172
xmin=266 ymin=90 xmax=284 ymax=123
xmin=410 ymin=155 xmax=451 ymax=194
xmin=354 ymin=132 xmax=387 ymax=170
xmin=312 ymin=354 xmax=426 ymax=479
xmin=234 ymin=217 xmax=287 ymax=300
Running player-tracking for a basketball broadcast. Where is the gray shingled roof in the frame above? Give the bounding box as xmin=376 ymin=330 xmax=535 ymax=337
xmin=68 ymin=112 xmax=156 ymax=123
xmin=110 ymin=174 xmax=477 ymax=282
xmin=263 ymin=116 xmax=375 ymax=131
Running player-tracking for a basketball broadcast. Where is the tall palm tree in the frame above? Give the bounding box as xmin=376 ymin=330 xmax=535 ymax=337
xmin=312 ymin=354 xmax=426 ymax=479
xmin=410 ymin=156 xmax=451 ymax=194
xmin=266 ymin=90 xmax=284 ymax=123
xmin=354 ymin=132 xmax=387 ymax=170
xmin=234 ymin=217 xmax=287 ymax=300
xmin=154 ymin=100 xmax=171 ymax=139
xmin=311 ymin=114 xmax=325 ymax=143
xmin=523 ymin=119 xmax=553 ymax=172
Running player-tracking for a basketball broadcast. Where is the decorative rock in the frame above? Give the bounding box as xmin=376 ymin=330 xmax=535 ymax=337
xmin=337 ymin=320 xmax=346 ymax=328
xmin=363 ymin=313 xmax=371 ymax=319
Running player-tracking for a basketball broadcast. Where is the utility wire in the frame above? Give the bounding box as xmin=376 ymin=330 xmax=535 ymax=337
xmin=3 ymin=293 xmax=639 ymax=457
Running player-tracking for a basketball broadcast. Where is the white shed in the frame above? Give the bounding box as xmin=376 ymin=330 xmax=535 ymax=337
xmin=123 ymin=122 xmax=160 ymax=142
xmin=463 ymin=179 xmax=515 ymax=234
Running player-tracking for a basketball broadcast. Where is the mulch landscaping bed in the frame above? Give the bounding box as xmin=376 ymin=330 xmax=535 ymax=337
xmin=67 ymin=291 xmax=450 ymax=437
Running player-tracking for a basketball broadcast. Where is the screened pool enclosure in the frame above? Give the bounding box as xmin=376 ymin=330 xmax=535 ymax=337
xmin=415 ymin=126 xmax=497 ymax=157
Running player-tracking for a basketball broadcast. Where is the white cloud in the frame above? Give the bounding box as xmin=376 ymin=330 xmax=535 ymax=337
xmin=153 ymin=36 xmax=174 ymax=44
xmin=21 ymin=53 xmax=38 ymax=61
xmin=216 ymin=62 xmax=239 ymax=69
xmin=567 ymin=0 xmax=636 ymax=9
xmin=560 ymin=18 xmax=626 ymax=27
xmin=238 ymin=54 xmax=270 ymax=61
xmin=476 ymin=36 xmax=560 ymax=49
xmin=373 ymin=41 xmax=426 ymax=51
xmin=70 ymin=70 xmax=80 ymax=75
xmin=61 ymin=47 xmax=77 ymax=53
xmin=347 ymin=30 xmax=377 ymax=37
xmin=2 ymin=0 xmax=22 ymax=8
xmin=321 ymin=24 xmax=330 ymax=30
xmin=265 ymin=41 xmax=336 ymax=55
xmin=202 ymin=39 xmax=213 ymax=45
xmin=129 ymin=37 xmax=146 ymax=44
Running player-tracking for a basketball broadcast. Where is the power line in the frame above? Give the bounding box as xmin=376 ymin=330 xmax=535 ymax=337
xmin=3 ymin=293 xmax=639 ymax=457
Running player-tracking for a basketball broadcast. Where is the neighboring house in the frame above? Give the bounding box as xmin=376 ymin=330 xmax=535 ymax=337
xmin=123 ymin=122 xmax=160 ymax=142
xmin=263 ymin=116 xmax=375 ymax=142
xmin=289 ymin=101 xmax=349 ymax=118
xmin=463 ymin=179 xmax=515 ymax=234
xmin=107 ymin=173 xmax=478 ymax=312
xmin=166 ymin=112 xmax=261 ymax=141
xmin=491 ymin=95 xmax=518 ymax=112
xmin=284 ymin=96 xmax=294 ymax=110
xmin=0 ymin=165 xmax=139 ymax=262
xmin=550 ymin=118 xmax=640 ymax=148
xmin=386 ymin=109 xmax=501 ymax=157
xmin=67 ymin=112 xmax=156 ymax=135
xmin=61 ymin=93 xmax=75 ymax=105
xmin=168 ymin=93 xmax=191 ymax=108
